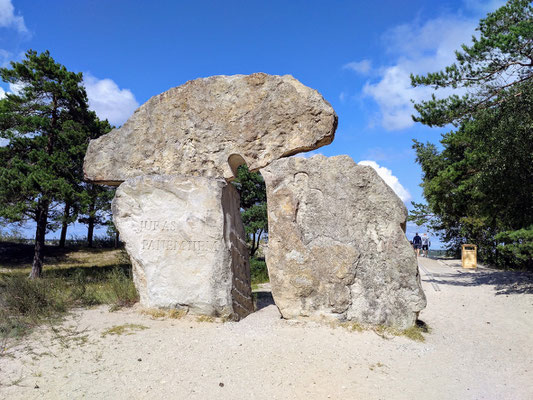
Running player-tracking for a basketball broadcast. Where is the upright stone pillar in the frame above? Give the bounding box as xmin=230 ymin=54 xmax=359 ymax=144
xmin=113 ymin=175 xmax=253 ymax=319
xmin=261 ymin=155 xmax=426 ymax=329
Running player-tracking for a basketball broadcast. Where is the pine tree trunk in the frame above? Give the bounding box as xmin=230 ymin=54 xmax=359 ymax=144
xmin=250 ymin=232 xmax=257 ymax=258
xmin=87 ymin=217 xmax=95 ymax=248
xmin=87 ymin=200 xmax=95 ymax=248
xmin=31 ymin=199 xmax=49 ymax=279
xmin=58 ymin=202 xmax=70 ymax=248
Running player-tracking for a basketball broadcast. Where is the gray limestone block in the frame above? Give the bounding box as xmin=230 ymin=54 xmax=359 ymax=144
xmin=261 ymin=155 xmax=426 ymax=329
xmin=84 ymin=73 xmax=337 ymax=185
xmin=112 ymin=175 xmax=253 ymax=320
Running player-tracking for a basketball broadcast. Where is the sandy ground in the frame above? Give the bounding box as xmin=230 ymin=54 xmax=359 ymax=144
xmin=1 ymin=257 xmax=532 ymax=400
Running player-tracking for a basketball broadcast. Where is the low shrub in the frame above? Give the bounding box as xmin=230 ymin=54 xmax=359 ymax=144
xmin=0 ymin=265 xmax=138 ymax=341
xmin=250 ymin=257 xmax=269 ymax=285
xmin=494 ymin=226 xmax=533 ymax=270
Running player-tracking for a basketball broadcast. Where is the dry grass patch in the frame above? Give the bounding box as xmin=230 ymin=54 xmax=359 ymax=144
xmin=0 ymin=246 xmax=138 ymax=344
xmin=101 ymin=324 xmax=148 ymax=337
xmin=335 ymin=319 xmax=430 ymax=342
xmin=141 ymin=308 xmax=187 ymax=319
xmin=195 ymin=315 xmax=215 ymax=323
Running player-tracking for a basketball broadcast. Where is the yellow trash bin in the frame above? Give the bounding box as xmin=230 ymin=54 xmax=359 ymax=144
xmin=462 ymin=244 xmax=477 ymax=269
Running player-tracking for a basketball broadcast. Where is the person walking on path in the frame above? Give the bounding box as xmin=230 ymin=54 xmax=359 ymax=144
xmin=422 ymin=233 xmax=431 ymax=258
xmin=413 ymin=233 xmax=422 ymax=257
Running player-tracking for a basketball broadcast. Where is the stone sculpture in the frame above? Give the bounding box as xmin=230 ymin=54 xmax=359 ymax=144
xmin=112 ymin=175 xmax=253 ymax=319
xmin=83 ymin=73 xmax=337 ymax=321
xmin=84 ymin=72 xmax=425 ymax=327
xmin=261 ymin=155 xmax=426 ymax=329
xmin=84 ymin=73 xmax=337 ymax=185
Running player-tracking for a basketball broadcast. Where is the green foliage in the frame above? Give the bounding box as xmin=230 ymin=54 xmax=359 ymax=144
xmin=411 ymin=1 xmax=533 ymax=268
xmin=76 ymin=118 xmax=115 ymax=245
xmin=0 ymin=264 xmax=138 ymax=339
xmin=250 ymin=257 xmax=269 ymax=285
xmin=0 ymin=50 xmax=90 ymax=221
xmin=232 ymin=164 xmax=268 ymax=257
xmin=78 ymin=183 xmax=116 ymax=246
xmin=0 ymin=50 xmax=111 ymax=275
xmin=0 ymin=274 xmax=70 ymax=338
xmin=0 ymin=274 xmax=68 ymax=317
xmin=241 ymin=203 xmax=267 ymax=239
xmin=411 ymin=0 xmax=533 ymax=126
xmin=494 ymin=226 xmax=533 ymax=269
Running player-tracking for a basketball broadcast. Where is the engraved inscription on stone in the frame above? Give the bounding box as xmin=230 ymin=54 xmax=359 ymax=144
xmin=141 ymin=239 xmax=217 ymax=252
xmin=137 ymin=220 xmax=217 ymax=252
xmin=138 ymin=220 xmax=179 ymax=232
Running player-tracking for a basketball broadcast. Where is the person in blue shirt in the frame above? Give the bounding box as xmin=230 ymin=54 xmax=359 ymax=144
xmin=413 ymin=233 xmax=422 ymax=256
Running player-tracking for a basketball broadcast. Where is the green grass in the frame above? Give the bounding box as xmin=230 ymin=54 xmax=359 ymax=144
xmin=0 ymin=243 xmax=138 ymax=342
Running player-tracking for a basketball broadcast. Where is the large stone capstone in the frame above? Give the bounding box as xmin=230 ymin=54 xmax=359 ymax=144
xmin=84 ymin=73 xmax=337 ymax=185
xmin=112 ymin=175 xmax=253 ymax=320
xmin=261 ymin=155 xmax=426 ymax=329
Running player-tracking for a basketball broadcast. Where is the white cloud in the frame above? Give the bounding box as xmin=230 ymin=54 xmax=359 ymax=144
xmin=339 ymin=91 xmax=346 ymax=102
xmin=84 ymin=74 xmax=139 ymax=126
xmin=0 ymin=48 xmax=11 ymax=67
xmin=463 ymin=0 xmax=506 ymax=14
xmin=0 ymin=0 xmax=28 ymax=33
xmin=0 ymin=86 xmax=5 ymax=99
xmin=358 ymin=0 xmax=505 ymax=131
xmin=8 ymin=80 xmax=24 ymax=95
xmin=343 ymin=59 xmax=372 ymax=75
xmin=362 ymin=15 xmax=477 ymax=130
xmin=358 ymin=160 xmax=411 ymax=202
xmin=292 ymin=150 xmax=323 ymax=159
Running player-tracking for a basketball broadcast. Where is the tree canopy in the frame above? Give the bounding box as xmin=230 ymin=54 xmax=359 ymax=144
xmin=0 ymin=50 xmax=108 ymax=277
xmin=232 ymin=164 xmax=268 ymax=258
xmin=411 ymin=0 xmax=532 ymax=127
xmin=410 ymin=0 xmax=533 ymax=269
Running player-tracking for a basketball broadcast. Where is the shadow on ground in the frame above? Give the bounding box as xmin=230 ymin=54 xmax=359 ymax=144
xmin=423 ymin=266 xmax=533 ymax=295
xmin=0 ymin=241 xmax=124 ymax=271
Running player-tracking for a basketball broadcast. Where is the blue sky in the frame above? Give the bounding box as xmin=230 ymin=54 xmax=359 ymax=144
xmin=0 ymin=0 xmax=505 ymax=247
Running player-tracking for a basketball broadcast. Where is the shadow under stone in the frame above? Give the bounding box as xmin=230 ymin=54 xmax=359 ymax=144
xmin=254 ymin=290 xmax=275 ymax=311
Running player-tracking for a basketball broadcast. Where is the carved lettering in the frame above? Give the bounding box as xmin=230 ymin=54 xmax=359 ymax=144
xmin=137 ymin=220 xmax=217 ymax=252
xmin=141 ymin=238 xmax=217 ymax=252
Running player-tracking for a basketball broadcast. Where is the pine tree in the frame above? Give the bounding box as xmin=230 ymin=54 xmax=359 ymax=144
xmin=78 ymin=183 xmax=115 ymax=247
xmin=410 ymin=1 xmax=533 ymax=267
xmin=411 ymin=0 xmax=532 ymax=126
xmin=0 ymin=50 xmax=91 ymax=278
xmin=232 ymin=165 xmax=268 ymax=257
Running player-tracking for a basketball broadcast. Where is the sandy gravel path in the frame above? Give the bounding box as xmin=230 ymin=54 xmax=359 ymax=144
xmin=1 ymin=257 xmax=532 ymax=399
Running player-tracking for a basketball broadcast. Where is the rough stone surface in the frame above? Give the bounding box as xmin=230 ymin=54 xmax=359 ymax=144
xmin=84 ymin=73 xmax=337 ymax=185
xmin=112 ymin=175 xmax=253 ymax=319
xmin=261 ymin=155 xmax=426 ymax=329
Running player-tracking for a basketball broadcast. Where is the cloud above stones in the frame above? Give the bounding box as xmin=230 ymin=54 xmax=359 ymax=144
xmin=0 ymin=0 xmax=28 ymax=33
xmin=83 ymin=74 xmax=139 ymax=126
xmin=358 ymin=160 xmax=411 ymax=203
xmin=352 ymin=1 xmax=504 ymax=131
xmin=343 ymin=59 xmax=372 ymax=75
xmin=363 ymin=15 xmax=477 ymax=130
